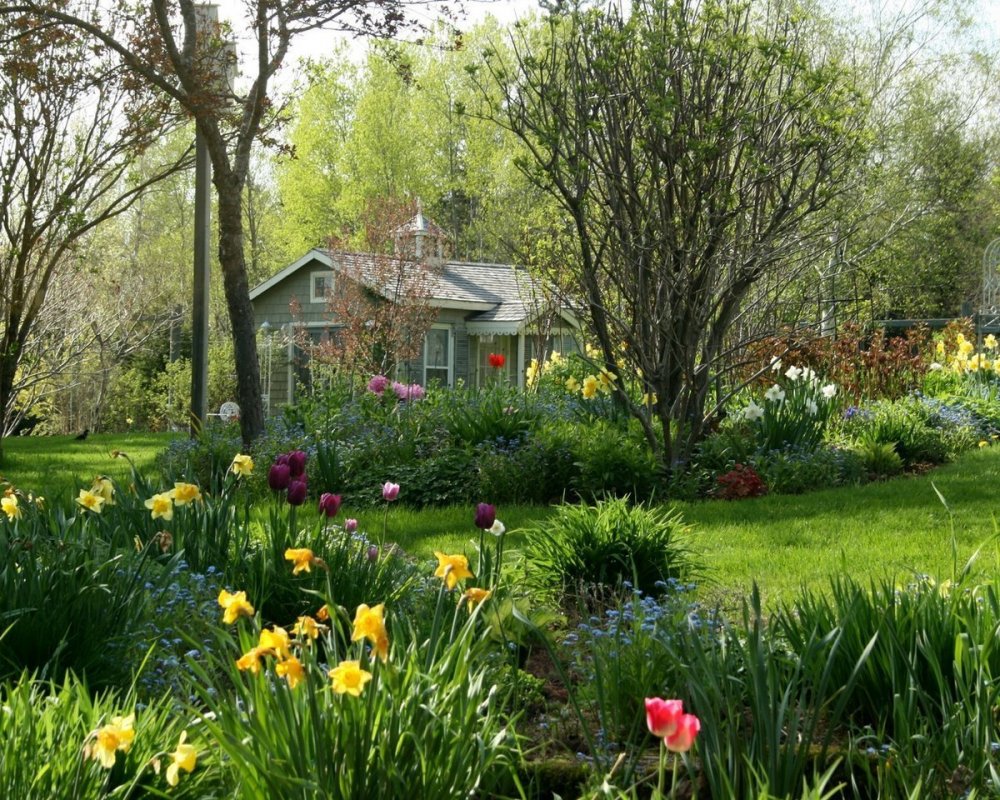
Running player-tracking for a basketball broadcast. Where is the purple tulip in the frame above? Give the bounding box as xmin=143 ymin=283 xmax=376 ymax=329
xmin=287 ymin=450 xmax=308 ymax=479
xmin=318 ymin=492 xmax=342 ymax=518
xmin=287 ymin=480 xmax=308 ymax=506
xmin=344 ymin=518 xmax=358 ymax=533
xmin=382 ymin=482 xmax=400 ymax=502
xmin=474 ymin=502 xmax=496 ymax=530
xmin=367 ymin=545 xmax=379 ymax=562
xmin=268 ymin=463 xmax=291 ymax=491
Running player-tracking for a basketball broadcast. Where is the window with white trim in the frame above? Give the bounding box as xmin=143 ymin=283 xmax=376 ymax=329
xmin=423 ymin=326 xmax=452 ymax=387
xmin=309 ymin=271 xmax=335 ymax=304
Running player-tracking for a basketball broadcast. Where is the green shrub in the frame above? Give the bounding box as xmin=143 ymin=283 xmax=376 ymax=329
xmin=843 ymin=399 xmax=950 ymax=465
xmin=853 ymin=440 xmax=904 ymax=478
xmin=752 ymin=445 xmax=865 ymax=495
xmin=476 ymin=422 xmax=580 ymax=505
xmin=571 ymin=420 xmax=659 ymax=500
xmin=522 ymin=498 xmax=698 ymax=598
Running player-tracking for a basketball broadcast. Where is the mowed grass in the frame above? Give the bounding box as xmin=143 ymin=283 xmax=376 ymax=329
xmin=0 ymin=432 xmax=179 ymax=503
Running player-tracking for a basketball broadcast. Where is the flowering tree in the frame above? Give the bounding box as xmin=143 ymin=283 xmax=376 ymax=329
xmin=309 ymin=198 xmax=442 ymax=381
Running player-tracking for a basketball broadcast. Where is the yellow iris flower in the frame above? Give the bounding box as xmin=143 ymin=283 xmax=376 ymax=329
xmin=352 ymin=604 xmax=389 ymax=662
xmin=76 ymin=489 xmax=105 ymax=514
xmin=275 ymin=655 xmax=305 ymax=690
xmin=1 ymin=495 xmax=21 ymax=521
xmin=230 ymin=453 xmax=254 ymax=477
xmin=166 ymin=731 xmax=197 ymax=787
xmin=329 ymin=660 xmax=372 ymax=697
xmin=218 ymin=589 xmax=255 ymax=624
xmin=284 ymin=547 xmax=317 ymax=575
xmin=170 ymin=482 xmax=202 ymax=505
xmin=85 ymin=714 xmax=135 ymax=769
xmin=433 ymin=551 xmax=474 ymax=590
xmin=144 ymin=492 xmax=174 ymax=521
xmin=461 ymin=587 xmax=491 ymax=612
xmin=92 ymin=477 xmax=115 ymax=505
xmin=258 ymin=626 xmax=292 ymax=660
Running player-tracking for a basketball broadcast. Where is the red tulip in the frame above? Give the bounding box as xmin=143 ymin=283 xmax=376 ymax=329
xmin=645 ymin=697 xmax=684 ymax=738
xmin=318 ymin=493 xmax=342 ymax=518
xmin=488 ymin=353 xmax=506 ymax=369
xmin=665 ymin=713 xmax=700 ymax=753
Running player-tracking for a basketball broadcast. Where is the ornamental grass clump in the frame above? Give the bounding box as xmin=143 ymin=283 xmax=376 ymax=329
xmin=522 ymin=497 xmax=699 ymax=599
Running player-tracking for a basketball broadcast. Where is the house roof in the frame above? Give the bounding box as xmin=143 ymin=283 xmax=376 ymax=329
xmin=250 ymin=247 xmax=578 ymax=335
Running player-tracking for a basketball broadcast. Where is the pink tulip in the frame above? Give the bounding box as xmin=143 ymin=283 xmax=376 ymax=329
xmin=344 ymin=518 xmax=358 ymax=533
xmin=665 ymin=713 xmax=700 ymax=753
xmin=382 ymin=482 xmax=400 ymax=502
xmin=645 ymin=697 xmax=684 ymax=738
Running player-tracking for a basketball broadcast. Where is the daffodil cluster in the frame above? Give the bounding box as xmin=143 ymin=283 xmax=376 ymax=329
xmin=932 ymin=332 xmax=1000 ymax=377
xmin=82 ymin=712 xmax=200 ymax=788
xmin=741 ymin=360 xmax=840 ymax=452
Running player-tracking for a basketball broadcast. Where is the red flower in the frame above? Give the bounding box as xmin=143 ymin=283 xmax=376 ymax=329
xmin=645 ymin=697 xmax=684 ymax=738
xmin=488 ymin=353 xmax=506 ymax=369
xmin=665 ymin=713 xmax=700 ymax=753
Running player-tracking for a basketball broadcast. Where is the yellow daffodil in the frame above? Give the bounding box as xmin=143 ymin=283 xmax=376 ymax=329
xmin=165 ymin=731 xmax=197 ymax=787
xmin=218 ymin=589 xmax=255 ymax=624
xmin=85 ymin=714 xmax=135 ymax=769
xmin=585 ymin=343 xmax=601 ymax=359
xmin=258 ymin=626 xmax=291 ymax=660
xmin=352 ymin=603 xmax=389 ymax=662
xmin=230 ymin=453 xmax=254 ymax=477
xmin=598 ymin=369 xmax=617 ymax=391
xmin=144 ymin=492 xmax=173 ymax=521
xmin=235 ymin=646 xmax=267 ymax=673
xmin=433 ymin=551 xmax=474 ymax=590
xmin=582 ymin=375 xmax=599 ymax=399
xmin=1 ymin=495 xmax=21 ymax=521
xmin=92 ymin=477 xmax=115 ymax=505
xmin=170 ymin=482 xmax=202 ymax=505
xmin=936 ymin=339 xmax=946 ymax=356
xmin=986 ymin=334 xmax=998 ymax=350
xmin=959 ymin=339 xmax=974 ymax=356
xmin=461 ymin=587 xmax=491 ymax=612
xmin=525 ymin=358 xmax=540 ymax=387
xmin=292 ymin=615 xmax=324 ymax=640
xmin=76 ymin=489 xmax=105 ymax=514
xmin=642 ymin=392 xmax=657 ymax=407
xmin=275 ymin=655 xmax=305 ymax=689
xmin=565 ymin=375 xmax=580 ymax=394
xmin=980 ymin=440 xmax=989 ymax=448
xmin=329 ymin=660 xmax=372 ymax=697
xmin=284 ymin=547 xmax=318 ymax=575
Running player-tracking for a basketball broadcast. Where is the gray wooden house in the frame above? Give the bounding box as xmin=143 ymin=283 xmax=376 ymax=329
xmin=249 ymin=215 xmax=580 ymax=412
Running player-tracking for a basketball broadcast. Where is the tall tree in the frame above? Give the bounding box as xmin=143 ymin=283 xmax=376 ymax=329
xmin=0 ymin=14 xmax=184 ymax=449
xmin=1 ymin=0 xmax=450 ymax=446
xmin=473 ymin=0 xmax=867 ymax=470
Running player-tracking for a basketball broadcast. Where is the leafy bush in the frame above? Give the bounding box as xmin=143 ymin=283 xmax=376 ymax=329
xmin=751 ymin=445 xmax=865 ymax=495
xmin=843 ymin=398 xmax=950 ymax=465
xmin=713 ymin=463 xmax=767 ymax=500
xmin=853 ymin=440 xmax=904 ymax=478
xmin=570 ymin=420 xmax=659 ymax=500
xmin=522 ymin=498 xmax=698 ymax=598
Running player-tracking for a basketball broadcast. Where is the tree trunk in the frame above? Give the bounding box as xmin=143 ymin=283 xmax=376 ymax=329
xmin=215 ymin=171 xmax=265 ymax=447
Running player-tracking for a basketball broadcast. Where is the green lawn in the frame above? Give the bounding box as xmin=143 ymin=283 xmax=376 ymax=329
xmin=6 ymin=431 xmax=1000 ymax=608
xmin=0 ymin=432 xmax=178 ymax=503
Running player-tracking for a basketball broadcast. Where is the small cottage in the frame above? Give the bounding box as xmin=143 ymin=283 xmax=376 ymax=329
xmin=249 ymin=213 xmax=580 ymax=411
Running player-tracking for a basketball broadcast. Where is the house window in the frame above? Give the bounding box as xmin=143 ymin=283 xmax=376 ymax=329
xmin=423 ymin=326 xmax=452 ymax=387
xmin=310 ymin=271 xmax=334 ymax=304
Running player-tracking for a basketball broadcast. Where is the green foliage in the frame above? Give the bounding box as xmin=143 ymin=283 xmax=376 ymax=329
xmin=441 ymin=386 xmax=537 ymax=447
xmin=844 ymin=399 xmax=950 ymax=466
xmin=187 ymin=595 xmax=518 ymax=798
xmin=751 ymin=445 xmax=865 ymax=495
xmin=522 ymin=498 xmax=697 ymax=598
xmin=853 ymin=440 xmax=905 ymax=478
xmin=0 ymin=509 xmax=170 ymax=689
xmin=570 ymin=420 xmax=659 ymax=500
xmin=0 ymin=673 xmax=216 ymax=799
